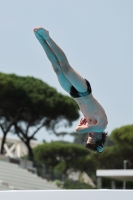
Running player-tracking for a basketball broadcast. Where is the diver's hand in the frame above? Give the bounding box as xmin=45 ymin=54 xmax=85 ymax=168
xmin=78 ymin=118 xmax=87 ymax=126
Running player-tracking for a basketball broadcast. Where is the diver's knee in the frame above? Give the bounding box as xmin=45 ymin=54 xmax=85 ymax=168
xmin=52 ymin=63 xmax=62 ymax=74
xmin=60 ymin=62 xmax=71 ymax=74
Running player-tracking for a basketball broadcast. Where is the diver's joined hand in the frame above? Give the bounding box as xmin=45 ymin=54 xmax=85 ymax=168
xmin=78 ymin=118 xmax=87 ymax=126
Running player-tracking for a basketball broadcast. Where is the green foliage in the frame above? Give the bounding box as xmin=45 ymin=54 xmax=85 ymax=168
xmin=54 ymin=162 xmax=66 ymax=173
xmin=63 ymin=179 xmax=93 ymax=189
xmin=33 ymin=124 xmax=133 ymax=188
xmin=89 ymin=146 xmax=122 ymax=169
xmin=110 ymin=124 xmax=133 ymax=145
xmin=0 ymin=72 xmax=79 ymax=123
xmin=33 ymin=141 xmax=94 ymax=174
xmin=88 ymin=124 xmax=133 ymax=170
xmin=104 ymin=135 xmax=115 ymax=147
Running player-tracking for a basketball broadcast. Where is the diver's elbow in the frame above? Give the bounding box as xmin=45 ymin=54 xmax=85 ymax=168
xmin=104 ymin=119 xmax=108 ymax=129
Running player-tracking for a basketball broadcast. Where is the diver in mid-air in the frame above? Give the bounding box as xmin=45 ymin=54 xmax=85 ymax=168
xmin=33 ymin=27 xmax=108 ymax=153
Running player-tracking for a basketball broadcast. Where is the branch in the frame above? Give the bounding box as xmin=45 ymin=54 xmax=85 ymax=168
xmin=0 ymin=120 xmax=16 ymax=135
xmin=6 ymin=121 xmax=15 ymax=133
xmin=30 ymin=122 xmax=45 ymax=139
xmin=25 ymin=121 xmax=31 ymax=136
xmin=17 ymin=132 xmax=25 ymax=143
xmin=14 ymin=122 xmax=25 ymax=137
xmin=29 ymin=118 xmax=51 ymax=139
xmin=0 ymin=113 xmax=20 ymax=134
xmin=0 ymin=124 xmax=5 ymax=134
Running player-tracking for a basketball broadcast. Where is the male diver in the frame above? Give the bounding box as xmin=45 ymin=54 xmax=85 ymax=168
xmin=33 ymin=27 xmax=108 ymax=153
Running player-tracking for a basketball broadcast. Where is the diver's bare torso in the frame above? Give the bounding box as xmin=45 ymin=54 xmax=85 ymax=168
xmin=74 ymin=93 xmax=107 ymax=127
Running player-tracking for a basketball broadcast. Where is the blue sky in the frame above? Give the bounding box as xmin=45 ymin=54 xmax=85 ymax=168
xmin=0 ymin=0 xmax=133 ymax=142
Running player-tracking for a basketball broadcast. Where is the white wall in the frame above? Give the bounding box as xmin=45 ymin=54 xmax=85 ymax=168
xmin=0 ymin=190 xmax=133 ymax=200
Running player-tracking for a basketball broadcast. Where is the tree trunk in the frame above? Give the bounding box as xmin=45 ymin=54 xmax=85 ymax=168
xmin=26 ymin=140 xmax=34 ymax=161
xmin=0 ymin=133 xmax=7 ymax=154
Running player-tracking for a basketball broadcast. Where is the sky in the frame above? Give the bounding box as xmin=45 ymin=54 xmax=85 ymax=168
xmin=0 ymin=0 xmax=133 ymax=143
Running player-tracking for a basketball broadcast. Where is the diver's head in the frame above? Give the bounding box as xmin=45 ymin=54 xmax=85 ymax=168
xmin=85 ymin=132 xmax=108 ymax=153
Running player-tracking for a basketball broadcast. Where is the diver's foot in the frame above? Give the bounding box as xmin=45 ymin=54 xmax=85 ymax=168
xmin=33 ymin=29 xmax=45 ymax=46
xmin=33 ymin=27 xmax=49 ymax=41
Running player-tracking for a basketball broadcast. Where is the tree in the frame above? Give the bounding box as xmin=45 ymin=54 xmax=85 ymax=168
xmin=0 ymin=72 xmax=80 ymax=160
xmin=88 ymin=124 xmax=133 ymax=170
xmin=33 ymin=141 xmax=96 ymax=176
xmin=110 ymin=124 xmax=133 ymax=145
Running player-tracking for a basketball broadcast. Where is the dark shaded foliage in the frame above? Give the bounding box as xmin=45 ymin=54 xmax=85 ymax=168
xmin=0 ymin=72 xmax=79 ymax=124
xmin=33 ymin=141 xmax=96 ymax=174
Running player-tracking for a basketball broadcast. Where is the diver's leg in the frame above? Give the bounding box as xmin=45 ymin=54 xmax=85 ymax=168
xmin=34 ymin=31 xmax=72 ymax=93
xmin=34 ymin=27 xmax=87 ymax=92
xmin=52 ymin=64 xmax=73 ymax=93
